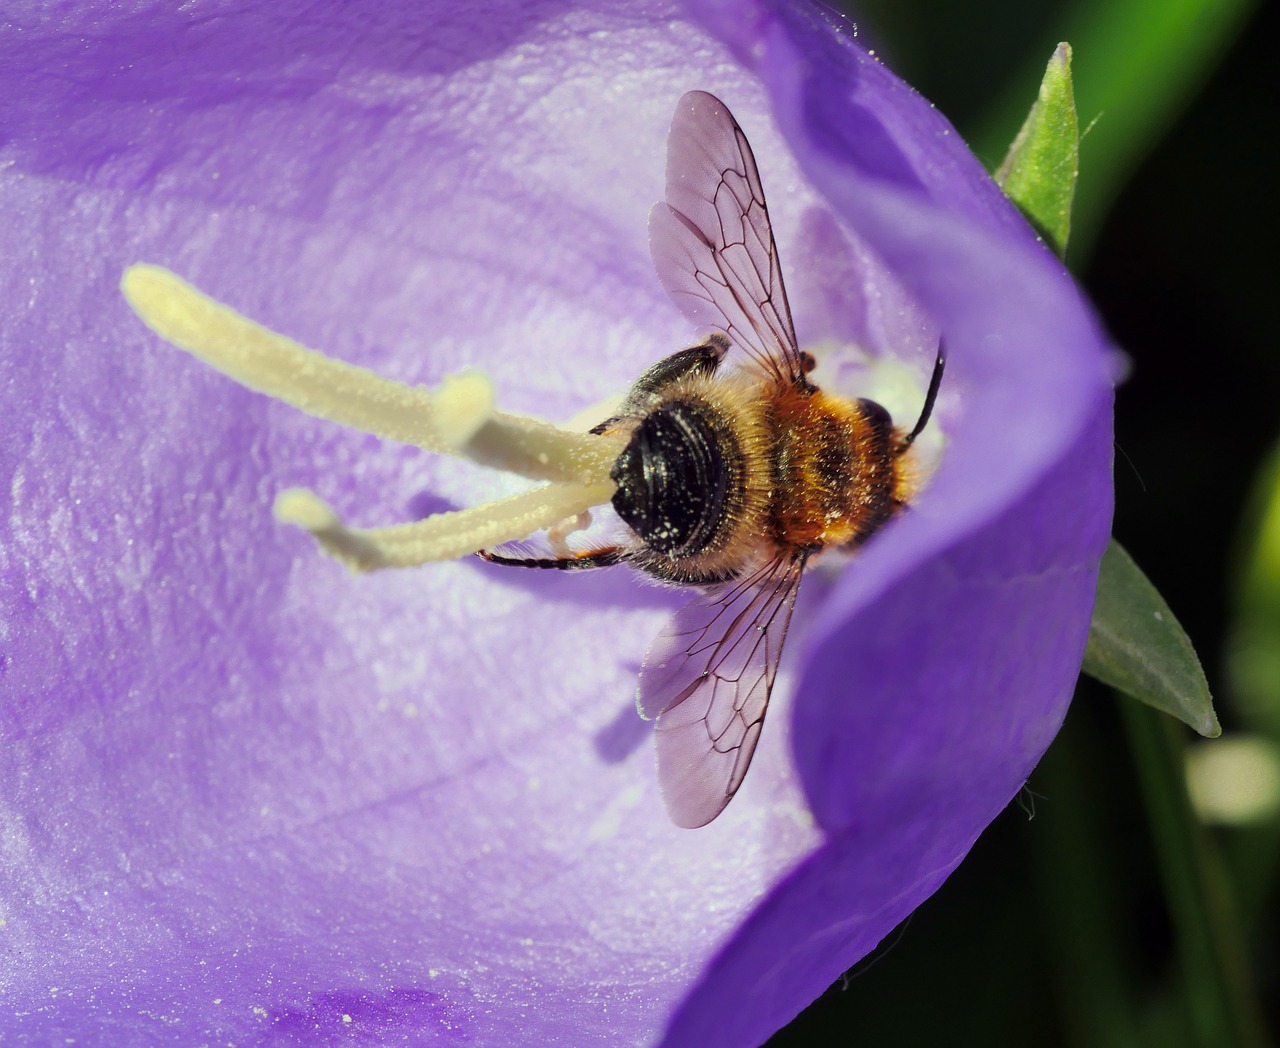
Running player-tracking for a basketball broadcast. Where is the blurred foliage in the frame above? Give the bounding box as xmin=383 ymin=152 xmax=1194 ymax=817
xmin=1228 ymin=438 xmax=1280 ymax=738
xmin=772 ymin=0 xmax=1278 ymax=1043
xmin=849 ymin=0 xmax=1257 ymax=262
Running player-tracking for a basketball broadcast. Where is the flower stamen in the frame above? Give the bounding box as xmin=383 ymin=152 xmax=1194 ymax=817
xmin=273 ymin=482 xmax=616 ymax=573
xmin=120 ymin=264 xmax=625 ymax=570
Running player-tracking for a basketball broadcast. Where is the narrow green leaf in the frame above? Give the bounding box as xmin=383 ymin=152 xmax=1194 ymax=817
xmin=1083 ymin=540 xmax=1220 ymax=737
xmin=994 ymin=42 xmax=1079 ymax=258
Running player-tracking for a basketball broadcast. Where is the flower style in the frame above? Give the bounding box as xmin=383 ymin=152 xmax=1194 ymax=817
xmin=0 ymin=1 xmax=1113 ymax=1045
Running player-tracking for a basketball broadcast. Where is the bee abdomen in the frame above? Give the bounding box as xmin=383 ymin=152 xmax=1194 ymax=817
xmin=771 ymin=390 xmax=900 ymax=550
xmin=611 ymin=398 xmax=738 ymax=557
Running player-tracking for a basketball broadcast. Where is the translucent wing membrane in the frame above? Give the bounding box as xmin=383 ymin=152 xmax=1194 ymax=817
xmin=649 ymin=90 xmax=805 ymax=386
xmin=638 ymin=553 xmax=807 ymax=827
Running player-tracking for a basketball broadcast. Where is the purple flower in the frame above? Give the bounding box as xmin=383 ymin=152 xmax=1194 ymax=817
xmin=0 ymin=1 xmax=1112 ymax=1044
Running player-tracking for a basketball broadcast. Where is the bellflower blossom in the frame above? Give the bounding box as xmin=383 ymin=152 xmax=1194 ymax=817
xmin=0 ymin=0 xmax=1113 ymax=1045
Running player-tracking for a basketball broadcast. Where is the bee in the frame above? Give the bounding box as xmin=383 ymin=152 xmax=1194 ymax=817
xmin=480 ymin=91 xmax=944 ymax=828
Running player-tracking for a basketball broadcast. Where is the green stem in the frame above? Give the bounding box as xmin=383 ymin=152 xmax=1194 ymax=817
xmin=1119 ymin=700 xmax=1268 ymax=1047
xmin=1032 ymin=705 xmax=1140 ymax=1048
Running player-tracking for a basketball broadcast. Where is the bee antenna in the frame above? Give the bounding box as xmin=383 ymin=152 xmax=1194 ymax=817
xmin=900 ymin=341 xmax=946 ymax=451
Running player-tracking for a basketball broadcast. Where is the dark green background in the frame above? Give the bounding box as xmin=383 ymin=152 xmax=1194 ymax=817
xmin=773 ymin=0 xmax=1279 ymax=1043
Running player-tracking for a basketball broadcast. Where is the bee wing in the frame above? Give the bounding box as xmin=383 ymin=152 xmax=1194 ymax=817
xmin=649 ymin=90 xmax=805 ymax=387
xmin=638 ymin=553 xmax=807 ymax=828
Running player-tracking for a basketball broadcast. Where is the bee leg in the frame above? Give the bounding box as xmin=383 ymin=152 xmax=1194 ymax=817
xmin=590 ymin=335 xmax=729 ymax=435
xmin=475 ymin=546 xmax=628 ymax=571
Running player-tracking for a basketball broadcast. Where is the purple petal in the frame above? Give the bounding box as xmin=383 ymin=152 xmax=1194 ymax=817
xmin=0 ymin=2 xmax=1112 ymax=1046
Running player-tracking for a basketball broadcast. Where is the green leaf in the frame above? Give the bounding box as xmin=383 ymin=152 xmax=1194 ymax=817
xmin=1083 ymin=540 xmax=1220 ymax=737
xmin=994 ymin=42 xmax=1079 ymax=258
